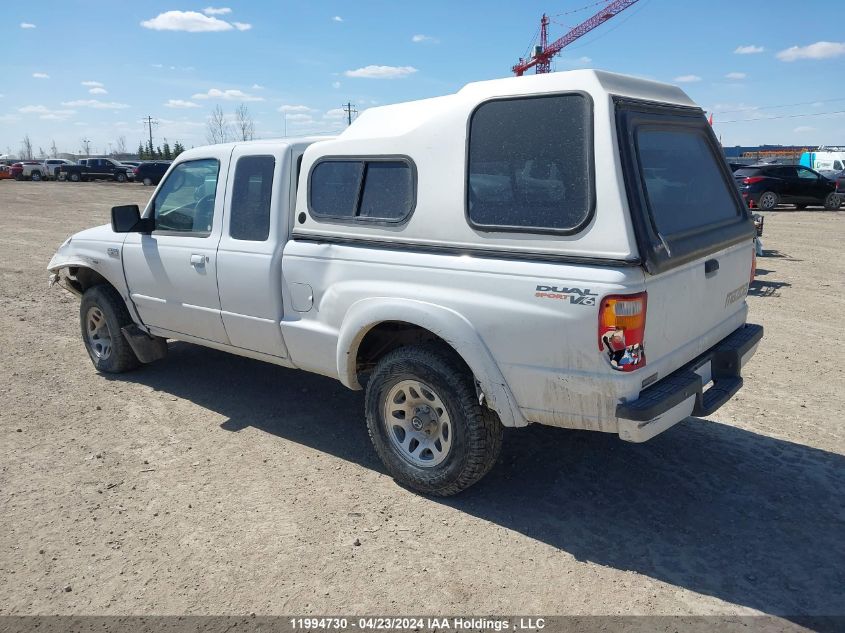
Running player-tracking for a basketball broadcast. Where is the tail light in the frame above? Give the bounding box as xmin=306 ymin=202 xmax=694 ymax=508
xmin=598 ymin=292 xmax=647 ymax=372
xmin=751 ymin=246 xmax=757 ymax=284
xmin=742 ymin=176 xmax=765 ymax=184
xmin=133 ymin=167 xmax=139 ymax=175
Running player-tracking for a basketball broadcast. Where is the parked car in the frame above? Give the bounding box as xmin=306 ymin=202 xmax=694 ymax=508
xmin=134 ymin=161 xmax=172 ymax=186
xmin=11 ymin=161 xmax=48 ymax=181
xmin=734 ymin=164 xmax=841 ymax=210
xmin=0 ymin=165 xmax=13 ymax=180
xmin=42 ymin=159 xmax=76 ymax=180
xmin=58 ymin=158 xmax=131 ymax=183
xmin=48 ymin=70 xmax=762 ymax=496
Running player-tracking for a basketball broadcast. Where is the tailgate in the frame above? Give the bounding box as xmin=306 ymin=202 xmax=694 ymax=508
xmin=615 ymin=98 xmax=755 ymax=375
xmin=645 ymin=240 xmax=751 ymax=371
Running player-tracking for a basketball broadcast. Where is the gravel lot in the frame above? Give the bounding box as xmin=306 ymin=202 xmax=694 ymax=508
xmin=0 ymin=180 xmax=843 ymax=622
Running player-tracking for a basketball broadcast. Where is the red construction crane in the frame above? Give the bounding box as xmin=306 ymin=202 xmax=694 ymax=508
xmin=512 ymin=0 xmax=641 ymax=76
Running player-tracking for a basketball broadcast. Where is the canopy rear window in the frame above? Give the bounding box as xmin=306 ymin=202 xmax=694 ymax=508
xmin=616 ymin=99 xmax=753 ymax=274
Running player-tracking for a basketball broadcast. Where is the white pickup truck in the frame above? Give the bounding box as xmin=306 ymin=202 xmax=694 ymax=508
xmin=48 ymin=70 xmax=762 ymax=495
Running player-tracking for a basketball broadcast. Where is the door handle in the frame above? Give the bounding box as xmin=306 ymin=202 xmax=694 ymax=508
xmin=704 ymin=258 xmax=719 ymax=275
xmin=190 ymin=254 xmax=206 ymax=266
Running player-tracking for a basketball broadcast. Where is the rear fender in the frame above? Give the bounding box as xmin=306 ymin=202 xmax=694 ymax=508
xmin=337 ymin=297 xmax=526 ymax=427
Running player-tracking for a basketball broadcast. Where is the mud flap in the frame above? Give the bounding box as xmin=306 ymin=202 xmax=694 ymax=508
xmin=121 ymin=324 xmax=168 ymax=363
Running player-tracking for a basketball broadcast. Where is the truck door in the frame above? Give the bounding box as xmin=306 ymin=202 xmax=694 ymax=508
xmin=215 ymin=145 xmax=290 ymax=357
xmin=122 ymin=156 xmax=230 ymax=343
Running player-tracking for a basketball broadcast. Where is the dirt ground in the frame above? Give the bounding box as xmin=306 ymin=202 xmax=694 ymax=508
xmin=0 ymin=180 xmax=842 ymax=622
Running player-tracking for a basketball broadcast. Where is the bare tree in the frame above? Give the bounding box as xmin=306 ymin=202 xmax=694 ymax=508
xmin=234 ymin=103 xmax=255 ymax=141
xmin=115 ymin=136 xmax=127 ymax=155
xmin=206 ymin=105 xmax=231 ymax=145
xmin=50 ymin=140 xmax=58 ymax=158
xmin=20 ymin=135 xmax=33 ymax=160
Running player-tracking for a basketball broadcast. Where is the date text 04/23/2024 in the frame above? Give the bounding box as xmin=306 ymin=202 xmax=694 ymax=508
xmin=289 ymin=617 xmax=546 ymax=631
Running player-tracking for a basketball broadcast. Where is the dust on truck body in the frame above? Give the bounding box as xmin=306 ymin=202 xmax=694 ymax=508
xmin=48 ymin=70 xmax=762 ymax=496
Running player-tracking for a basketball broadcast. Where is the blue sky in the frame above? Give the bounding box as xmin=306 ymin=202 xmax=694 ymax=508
xmin=3 ymin=0 xmax=844 ymax=156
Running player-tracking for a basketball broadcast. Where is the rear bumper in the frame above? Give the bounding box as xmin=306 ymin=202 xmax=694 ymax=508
xmin=616 ymin=323 xmax=763 ymax=442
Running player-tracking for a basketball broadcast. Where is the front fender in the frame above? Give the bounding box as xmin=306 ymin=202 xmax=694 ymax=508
xmin=336 ymin=297 xmax=526 ymax=427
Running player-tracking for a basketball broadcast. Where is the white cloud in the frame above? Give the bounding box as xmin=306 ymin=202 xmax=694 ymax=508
xmin=793 ymin=126 xmax=816 ymax=133
xmin=560 ymin=56 xmax=592 ymax=67
xmin=18 ymin=105 xmax=75 ymax=120
xmin=81 ymin=81 xmax=104 ymax=87
xmin=140 ymin=10 xmax=249 ymax=32
xmin=332 ymin=16 xmax=343 ymax=22
xmin=192 ymin=88 xmax=264 ymax=101
xmin=777 ymin=41 xmax=845 ymax=62
xmin=165 ymin=99 xmax=201 ymax=109
xmin=32 ymin=72 xmax=50 ymax=79
xmin=344 ymin=65 xmax=418 ymax=79
xmin=278 ymin=104 xmax=312 ymax=113
xmin=332 ymin=81 xmax=341 ymax=89
xmin=61 ymin=99 xmax=130 ymax=109
xmin=725 ymin=72 xmax=747 ymax=80
xmin=284 ymin=113 xmax=313 ymax=123
xmin=88 ymin=87 xmax=108 ymax=95
xmin=202 ymin=7 xmax=232 ymax=15
xmin=323 ymin=108 xmax=346 ymax=120
xmin=734 ymin=45 xmax=764 ymax=54
xmin=674 ymin=74 xmax=702 ymax=83
xmin=20 ymin=22 xmax=36 ymax=29
xmin=411 ymin=34 xmax=438 ymax=44
xmin=252 ymin=83 xmax=264 ymax=90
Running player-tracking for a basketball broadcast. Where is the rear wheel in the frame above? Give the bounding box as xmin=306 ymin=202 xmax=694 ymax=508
xmin=365 ymin=344 xmax=503 ymax=496
xmin=31 ymin=171 xmax=42 ymax=182
xmin=142 ymin=177 xmax=152 ymax=186
xmin=824 ymin=193 xmax=841 ymax=210
xmin=79 ymin=285 xmax=140 ymax=373
xmin=758 ymin=191 xmax=779 ymax=210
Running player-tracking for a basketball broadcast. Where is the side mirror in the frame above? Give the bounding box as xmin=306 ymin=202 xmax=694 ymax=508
xmin=111 ymin=205 xmax=154 ymax=233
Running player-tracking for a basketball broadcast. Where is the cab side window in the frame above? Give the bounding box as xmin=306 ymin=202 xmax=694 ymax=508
xmin=797 ymin=167 xmax=818 ymax=180
xmin=230 ymin=155 xmax=275 ymax=241
xmin=152 ymin=159 xmax=220 ymax=236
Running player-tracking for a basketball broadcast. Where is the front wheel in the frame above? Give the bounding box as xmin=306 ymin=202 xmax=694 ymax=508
xmin=80 ymin=285 xmax=140 ymax=373
xmin=69 ymin=172 xmax=80 ymax=182
xmin=365 ymin=345 xmax=503 ymax=496
xmin=115 ymin=172 xmax=127 ymax=183
xmin=31 ymin=171 xmax=42 ymax=182
xmin=758 ymin=191 xmax=779 ymax=210
xmin=824 ymin=193 xmax=841 ymax=210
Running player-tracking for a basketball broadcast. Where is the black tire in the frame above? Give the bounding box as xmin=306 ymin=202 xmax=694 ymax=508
xmin=69 ymin=172 xmax=80 ymax=182
xmin=795 ymin=204 xmax=808 ymax=210
xmin=142 ymin=177 xmax=152 ymax=186
xmin=31 ymin=171 xmax=42 ymax=182
xmin=758 ymin=191 xmax=779 ymax=210
xmin=79 ymin=285 xmax=140 ymax=373
xmin=115 ymin=172 xmax=127 ymax=183
xmin=365 ymin=344 xmax=503 ymax=496
xmin=824 ymin=193 xmax=841 ymax=210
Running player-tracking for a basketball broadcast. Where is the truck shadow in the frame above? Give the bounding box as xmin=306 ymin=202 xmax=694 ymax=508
xmin=119 ymin=342 xmax=844 ymax=623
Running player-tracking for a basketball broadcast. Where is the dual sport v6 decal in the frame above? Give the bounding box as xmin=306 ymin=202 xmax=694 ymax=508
xmin=535 ymin=285 xmax=598 ymax=306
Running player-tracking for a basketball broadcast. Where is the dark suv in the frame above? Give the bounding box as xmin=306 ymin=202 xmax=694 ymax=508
xmin=734 ymin=164 xmax=841 ymax=210
xmin=134 ymin=161 xmax=172 ymax=186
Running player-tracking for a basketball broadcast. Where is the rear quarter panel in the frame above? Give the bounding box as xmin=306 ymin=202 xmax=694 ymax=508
xmin=281 ymin=240 xmax=647 ymax=431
